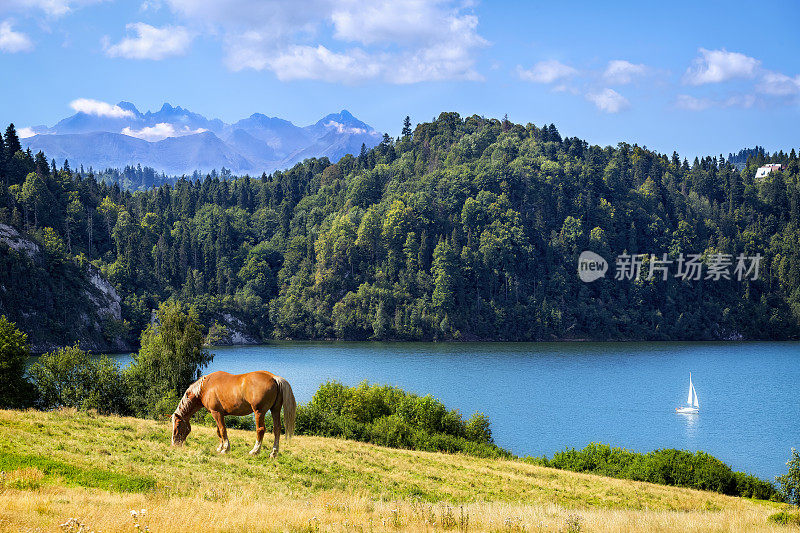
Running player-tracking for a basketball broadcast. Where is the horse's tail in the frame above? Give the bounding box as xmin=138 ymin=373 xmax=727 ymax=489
xmin=276 ymin=376 xmax=296 ymax=440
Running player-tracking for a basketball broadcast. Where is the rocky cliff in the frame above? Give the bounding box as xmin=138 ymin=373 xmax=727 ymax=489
xmin=0 ymin=223 xmax=132 ymax=354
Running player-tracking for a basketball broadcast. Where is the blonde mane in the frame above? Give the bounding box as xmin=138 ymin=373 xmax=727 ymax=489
xmin=174 ymin=375 xmax=206 ymax=417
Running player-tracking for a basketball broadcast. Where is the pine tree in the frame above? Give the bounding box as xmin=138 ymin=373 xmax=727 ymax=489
xmin=4 ymin=124 xmax=21 ymax=155
xmin=402 ymin=116 xmax=412 ymax=138
xmin=34 ymin=151 xmax=49 ymax=177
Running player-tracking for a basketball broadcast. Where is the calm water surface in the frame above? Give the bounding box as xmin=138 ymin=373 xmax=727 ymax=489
xmin=114 ymin=341 xmax=799 ymax=480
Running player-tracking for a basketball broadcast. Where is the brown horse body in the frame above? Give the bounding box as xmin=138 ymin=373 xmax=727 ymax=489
xmin=171 ymin=370 xmax=296 ymax=457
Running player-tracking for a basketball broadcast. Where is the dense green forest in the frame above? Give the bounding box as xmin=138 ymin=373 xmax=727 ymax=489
xmin=1 ymin=114 xmax=799 ymax=346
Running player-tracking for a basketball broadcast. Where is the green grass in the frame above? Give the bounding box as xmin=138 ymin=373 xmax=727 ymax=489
xmin=0 ymin=450 xmax=156 ymax=493
xmin=768 ymin=510 xmax=800 ymax=526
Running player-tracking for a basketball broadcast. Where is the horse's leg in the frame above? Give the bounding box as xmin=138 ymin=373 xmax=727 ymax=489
xmin=211 ymin=411 xmax=229 ymax=453
xmin=269 ymin=405 xmax=281 ymax=458
xmin=249 ymin=410 xmax=266 ymax=455
xmin=214 ymin=414 xmax=223 ymax=452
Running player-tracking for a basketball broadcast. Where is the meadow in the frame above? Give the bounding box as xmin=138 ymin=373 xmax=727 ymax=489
xmin=1 ymin=408 xmax=797 ymax=532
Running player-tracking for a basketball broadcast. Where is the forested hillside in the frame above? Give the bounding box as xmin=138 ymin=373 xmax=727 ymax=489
xmin=1 ymin=114 xmax=799 ymax=346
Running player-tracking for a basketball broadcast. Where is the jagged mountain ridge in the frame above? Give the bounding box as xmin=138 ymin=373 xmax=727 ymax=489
xmin=22 ymin=103 xmax=382 ymax=176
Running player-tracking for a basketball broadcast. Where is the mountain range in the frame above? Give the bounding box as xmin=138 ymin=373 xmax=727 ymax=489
xmin=21 ymin=103 xmax=383 ymax=176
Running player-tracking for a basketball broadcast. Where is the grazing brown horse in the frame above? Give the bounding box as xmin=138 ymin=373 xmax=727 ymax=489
xmin=171 ymin=370 xmax=296 ymax=457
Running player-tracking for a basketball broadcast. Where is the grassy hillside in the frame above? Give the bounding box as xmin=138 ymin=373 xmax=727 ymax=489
xmin=0 ymin=409 xmax=795 ymax=532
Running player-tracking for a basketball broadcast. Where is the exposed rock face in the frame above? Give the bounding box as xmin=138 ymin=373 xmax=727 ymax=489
xmin=0 ymin=224 xmax=40 ymax=257
xmin=86 ymin=266 xmax=122 ymax=321
xmin=0 ymin=224 xmax=132 ymax=353
xmin=216 ymin=313 xmax=259 ymax=345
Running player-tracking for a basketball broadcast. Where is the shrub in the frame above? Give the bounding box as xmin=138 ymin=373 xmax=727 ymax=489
xmin=370 ymin=415 xmax=414 ymax=448
xmin=465 ymin=412 xmax=493 ymax=444
xmin=298 ymin=381 xmax=508 ymax=457
xmin=0 ymin=315 xmax=34 ymax=408
xmin=27 ymin=344 xmax=127 ymax=414
xmin=543 ymin=443 xmax=779 ymax=500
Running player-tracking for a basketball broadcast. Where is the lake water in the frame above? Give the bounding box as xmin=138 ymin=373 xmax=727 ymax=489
xmin=114 ymin=341 xmax=799 ymax=481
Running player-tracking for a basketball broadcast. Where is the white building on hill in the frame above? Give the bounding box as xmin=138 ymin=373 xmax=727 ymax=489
xmin=755 ymin=163 xmax=784 ymax=180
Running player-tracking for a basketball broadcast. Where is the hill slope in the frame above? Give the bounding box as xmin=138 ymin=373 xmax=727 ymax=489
xmin=0 ymin=409 xmax=791 ymax=532
xmin=2 ymin=113 xmax=800 ymax=344
xmin=0 ymin=223 xmax=130 ymax=353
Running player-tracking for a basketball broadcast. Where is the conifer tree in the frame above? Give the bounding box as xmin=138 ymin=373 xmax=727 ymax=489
xmin=4 ymin=124 xmax=21 ymax=155
xmin=402 ymin=116 xmax=412 ymax=138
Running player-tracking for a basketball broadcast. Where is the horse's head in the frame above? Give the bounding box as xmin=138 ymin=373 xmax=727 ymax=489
xmin=171 ymin=413 xmax=191 ymax=446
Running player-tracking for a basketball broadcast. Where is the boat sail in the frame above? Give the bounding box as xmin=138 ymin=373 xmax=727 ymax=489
xmin=676 ymin=373 xmax=699 ymax=414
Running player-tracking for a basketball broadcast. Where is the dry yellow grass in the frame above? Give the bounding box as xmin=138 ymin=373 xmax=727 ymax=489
xmin=0 ymin=409 xmax=794 ymax=532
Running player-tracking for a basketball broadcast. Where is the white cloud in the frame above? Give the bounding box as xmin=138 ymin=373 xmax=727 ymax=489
xmin=17 ymin=127 xmax=37 ymax=138
xmin=0 ymin=20 xmax=33 ymax=53
xmin=723 ymin=94 xmax=756 ymax=108
xmin=1 ymin=0 xmax=105 ymax=18
xmin=262 ymin=45 xmax=381 ymax=83
xmin=757 ymin=71 xmax=800 ymax=96
xmin=105 ymin=22 xmax=193 ymax=60
xmin=121 ymin=123 xmax=207 ymax=142
xmin=331 ymin=0 xmax=474 ymax=47
xmin=586 ymin=88 xmax=629 ymax=113
xmin=603 ymin=60 xmax=647 ymax=84
xmin=675 ymin=93 xmax=758 ymax=111
xmin=70 ymin=98 xmax=135 ymax=118
xmin=675 ymin=94 xmax=713 ymax=111
xmin=325 ymin=120 xmax=371 ymax=135
xmin=164 ymin=0 xmax=486 ymax=83
xmin=517 ymin=60 xmax=577 ymax=84
xmin=553 ymin=84 xmax=579 ymax=95
xmin=139 ymin=0 xmax=162 ymax=10
xmin=683 ymin=48 xmax=760 ymax=85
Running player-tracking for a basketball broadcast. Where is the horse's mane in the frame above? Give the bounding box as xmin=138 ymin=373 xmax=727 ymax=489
xmin=174 ymin=375 xmax=206 ymax=417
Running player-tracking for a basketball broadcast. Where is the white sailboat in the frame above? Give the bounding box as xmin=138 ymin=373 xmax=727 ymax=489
xmin=675 ymin=373 xmax=699 ymax=414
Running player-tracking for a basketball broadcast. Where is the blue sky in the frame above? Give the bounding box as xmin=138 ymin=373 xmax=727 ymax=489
xmin=1 ymin=0 xmax=798 ymax=159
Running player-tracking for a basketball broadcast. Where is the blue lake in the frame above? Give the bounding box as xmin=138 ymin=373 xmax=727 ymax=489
xmin=114 ymin=341 xmax=799 ymax=481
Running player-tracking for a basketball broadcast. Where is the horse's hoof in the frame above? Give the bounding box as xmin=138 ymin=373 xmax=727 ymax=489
xmin=249 ymin=447 xmax=261 ymax=456
xmin=269 ymin=450 xmax=278 ymax=458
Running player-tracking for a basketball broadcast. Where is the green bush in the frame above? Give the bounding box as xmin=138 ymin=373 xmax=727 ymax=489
xmin=27 ymin=344 xmax=127 ymax=414
xmin=370 ymin=415 xmax=414 ymax=448
xmin=465 ymin=412 xmax=493 ymax=444
xmin=0 ymin=315 xmax=35 ymax=408
xmin=296 ymin=381 xmax=510 ymax=458
xmin=538 ymin=443 xmax=779 ymax=501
